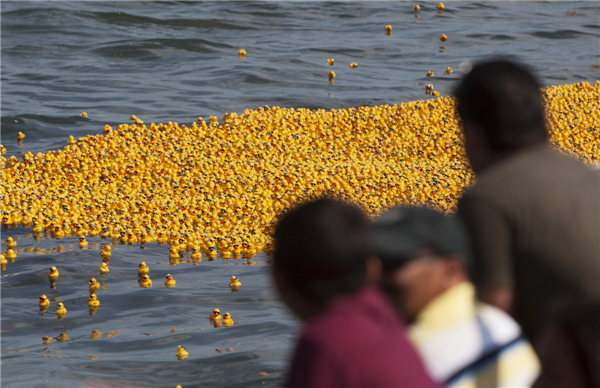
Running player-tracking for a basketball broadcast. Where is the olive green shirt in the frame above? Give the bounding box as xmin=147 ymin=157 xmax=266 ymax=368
xmin=458 ymin=144 xmax=600 ymax=342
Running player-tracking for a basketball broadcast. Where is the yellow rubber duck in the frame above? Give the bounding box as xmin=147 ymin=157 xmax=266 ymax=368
xmin=426 ymin=71 xmax=434 ymax=77
xmin=440 ymin=34 xmax=448 ymax=42
xmin=229 ymin=276 xmax=241 ymax=287
xmin=17 ymin=132 xmax=25 ymax=141
xmin=88 ymin=293 xmax=100 ymax=307
xmin=100 ymin=245 xmax=112 ymax=257
xmin=6 ymin=249 xmax=16 ymax=260
xmin=39 ymin=295 xmax=50 ymax=309
xmin=56 ymin=302 xmax=67 ymax=315
xmin=42 ymin=336 xmax=53 ymax=344
xmin=209 ymin=308 xmax=222 ymax=320
xmin=437 ymin=2 xmax=444 ymax=10
xmin=99 ymin=262 xmax=110 ymax=275
xmin=425 ymin=84 xmax=434 ymax=94
xmin=445 ymin=67 xmax=453 ymax=75
xmin=238 ymin=49 xmax=246 ymax=56
xmin=140 ymin=274 xmax=153 ymax=288
xmin=413 ymin=5 xmax=420 ymax=11
xmin=68 ymin=136 xmax=77 ymax=146
xmin=89 ymin=277 xmax=100 ymax=290
xmin=6 ymin=237 xmax=17 ymax=249
xmin=349 ymin=63 xmax=358 ymax=69
xmin=385 ymin=25 xmax=392 ymax=33
xmin=223 ymin=312 xmax=234 ymax=327
xmin=191 ymin=247 xmax=202 ymax=260
xmin=165 ymin=273 xmax=177 ymax=287
xmin=169 ymin=247 xmax=180 ymax=260
xmin=432 ymin=91 xmax=440 ymax=96
xmin=79 ymin=236 xmax=88 ymax=248
xmin=138 ymin=261 xmax=150 ymax=274
xmin=326 ymin=58 xmax=334 ymax=66
xmin=207 ymin=246 xmax=217 ymax=258
xmin=176 ymin=345 xmax=189 ymax=360
xmin=1 ymin=255 xmax=7 ymax=265
xmin=48 ymin=266 xmax=59 ymax=279
xmin=80 ymin=112 xmax=88 ymax=117
xmin=328 ymin=71 xmax=336 ymax=81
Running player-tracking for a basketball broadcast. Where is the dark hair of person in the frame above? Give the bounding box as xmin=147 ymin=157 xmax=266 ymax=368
xmin=454 ymin=59 xmax=548 ymax=152
xmin=273 ymin=198 xmax=370 ymax=304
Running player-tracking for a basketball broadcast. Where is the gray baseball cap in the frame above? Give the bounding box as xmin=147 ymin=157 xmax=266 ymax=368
xmin=370 ymin=206 xmax=472 ymax=268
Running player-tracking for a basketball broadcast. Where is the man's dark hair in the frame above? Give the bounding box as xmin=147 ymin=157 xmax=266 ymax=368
xmin=454 ymin=59 xmax=548 ymax=152
xmin=274 ymin=198 xmax=370 ymax=303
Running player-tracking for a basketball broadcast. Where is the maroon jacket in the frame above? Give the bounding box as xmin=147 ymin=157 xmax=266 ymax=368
xmin=285 ymin=286 xmax=439 ymax=388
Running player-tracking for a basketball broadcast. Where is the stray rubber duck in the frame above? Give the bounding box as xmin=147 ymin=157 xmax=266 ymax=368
xmin=426 ymin=71 xmax=434 ymax=77
xmin=6 ymin=237 xmax=17 ymax=249
xmin=100 ymin=245 xmax=111 ymax=257
xmin=42 ymin=336 xmax=53 ymax=344
xmin=48 ymin=266 xmax=59 ymax=279
xmin=328 ymin=71 xmax=336 ymax=81
xmin=176 ymin=345 xmax=189 ymax=360
xmin=89 ymin=277 xmax=100 ymax=290
xmin=140 ymin=274 xmax=153 ymax=288
xmin=99 ymin=262 xmax=110 ymax=275
xmin=223 ymin=312 xmax=234 ymax=327
xmin=190 ymin=247 xmax=202 ymax=260
xmin=349 ymin=63 xmax=358 ymax=69
xmin=68 ymin=135 xmax=77 ymax=146
xmin=432 ymin=91 xmax=440 ymax=96
xmin=326 ymin=58 xmax=334 ymax=66
xmin=80 ymin=112 xmax=88 ymax=117
xmin=169 ymin=247 xmax=180 ymax=260
xmin=79 ymin=236 xmax=88 ymax=248
xmin=6 ymin=249 xmax=16 ymax=260
xmin=209 ymin=308 xmax=222 ymax=320
xmin=238 ymin=49 xmax=246 ymax=57
xmin=138 ymin=261 xmax=150 ymax=274
xmin=229 ymin=276 xmax=241 ymax=287
xmin=385 ymin=25 xmax=392 ymax=33
xmin=425 ymin=84 xmax=434 ymax=95
xmin=91 ymin=330 xmax=101 ymax=339
xmin=88 ymin=293 xmax=100 ymax=307
xmin=413 ymin=5 xmax=420 ymax=11
xmin=56 ymin=302 xmax=67 ymax=317
xmin=445 ymin=67 xmax=453 ymax=75
xmin=39 ymin=295 xmax=50 ymax=310
xmin=17 ymin=132 xmax=25 ymax=141
xmin=437 ymin=2 xmax=444 ymax=10
xmin=1 ymin=254 xmax=7 ymax=265
xmin=165 ymin=273 xmax=177 ymax=287
xmin=440 ymin=34 xmax=448 ymax=42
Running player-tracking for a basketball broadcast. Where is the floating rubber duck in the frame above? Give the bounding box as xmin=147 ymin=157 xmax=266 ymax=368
xmin=89 ymin=277 xmax=100 ymax=290
xmin=207 ymin=246 xmax=217 ymax=258
xmin=165 ymin=274 xmax=176 ymax=287
xmin=432 ymin=91 xmax=440 ymax=96
xmin=440 ymin=34 xmax=448 ymax=42
xmin=138 ymin=261 xmax=150 ymax=274
xmin=328 ymin=71 xmax=336 ymax=81
xmin=6 ymin=237 xmax=17 ymax=249
xmin=326 ymin=58 xmax=334 ymax=66
xmin=91 ymin=330 xmax=101 ymax=339
xmin=56 ymin=332 xmax=69 ymax=342
xmin=229 ymin=276 xmax=241 ymax=287
xmin=99 ymin=262 xmax=110 ymax=275
xmin=349 ymin=63 xmax=358 ymax=69
xmin=176 ymin=345 xmax=189 ymax=360
xmin=223 ymin=312 xmax=234 ymax=327
xmin=445 ymin=67 xmax=453 ymax=75
xmin=100 ymin=245 xmax=111 ymax=257
xmin=425 ymin=84 xmax=434 ymax=94
xmin=48 ymin=266 xmax=59 ymax=279
xmin=79 ymin=236 xmax=88 ymax=248
xmin=437 ymin=2 xmax=444 ymax=10
xmin=169 ymin=248 xmax=180 ymax=260
xmin=413 ymin=5 xmax=420 ymax=11
xmin=385 ymin=25 xmax=392 ymax=33
xmin=68 ymin=136 xmax=77 ymax=146
xmin=39 ymin=295 xmax=50 ymax=310
xmin=17 ymin=132 xmax=25 ymax=141
xmin=140 ymin=274 xmax=152 ymax=288
xmin=88 ymin=293 xmax=100 ymax=307
xmin=238 ymin=49 xmax=246 ymax=57
xmin=427 ymin=71 xmax=434 ymax=77
xmin=209 ymin=308 xmax=222 ymax=320
xmin=56 ymin=302 xmax=67 ymax=317
xmin=42 ymin=336 xmax=53 ymax=344
xmin=6 ymin=249 xmax=16 ymax=260
xmin=191 ymin=247 xmax=202 ymax=261
xmin=80 ymin=112 xmax=88 ymax=117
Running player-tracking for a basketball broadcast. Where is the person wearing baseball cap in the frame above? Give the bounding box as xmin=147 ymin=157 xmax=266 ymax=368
xmin=371 ymin=206 xmax=540 ymax=388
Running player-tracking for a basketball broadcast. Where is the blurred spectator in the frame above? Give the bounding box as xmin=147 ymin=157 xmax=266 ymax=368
xmin=372 ymin=206 xmax=540 ymax=387
xmin=273 ymin=199 xmax=438 ymax=388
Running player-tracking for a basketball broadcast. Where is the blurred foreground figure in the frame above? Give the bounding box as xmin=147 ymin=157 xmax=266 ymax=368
xmin=372 ymin=207 xmax=540 ymax=387
xmin=273 ymin=199 xmax=438 ymax=388
xmin=455 ymin=59 xmax=600 ymax=386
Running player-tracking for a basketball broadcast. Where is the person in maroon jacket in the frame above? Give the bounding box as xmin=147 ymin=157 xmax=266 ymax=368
xmin=273 ymin=198 xmax=439 ymax=388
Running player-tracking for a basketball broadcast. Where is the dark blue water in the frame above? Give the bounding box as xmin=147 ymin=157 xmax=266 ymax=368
xmin=1 ymin=2 xmax=599 ymax=387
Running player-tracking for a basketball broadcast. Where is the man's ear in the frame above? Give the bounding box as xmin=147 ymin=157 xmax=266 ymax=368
xmin=365 ymin=256 xmax=383 ymax=284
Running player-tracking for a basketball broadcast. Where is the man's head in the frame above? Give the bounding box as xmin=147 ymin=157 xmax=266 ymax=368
xmin=454 ymin=59 xmax=548 ymax=173
xmin=273 ymin=198 xmax=376 ymax=321
xmin=371 ymin=207 xmax=471 ymax=323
